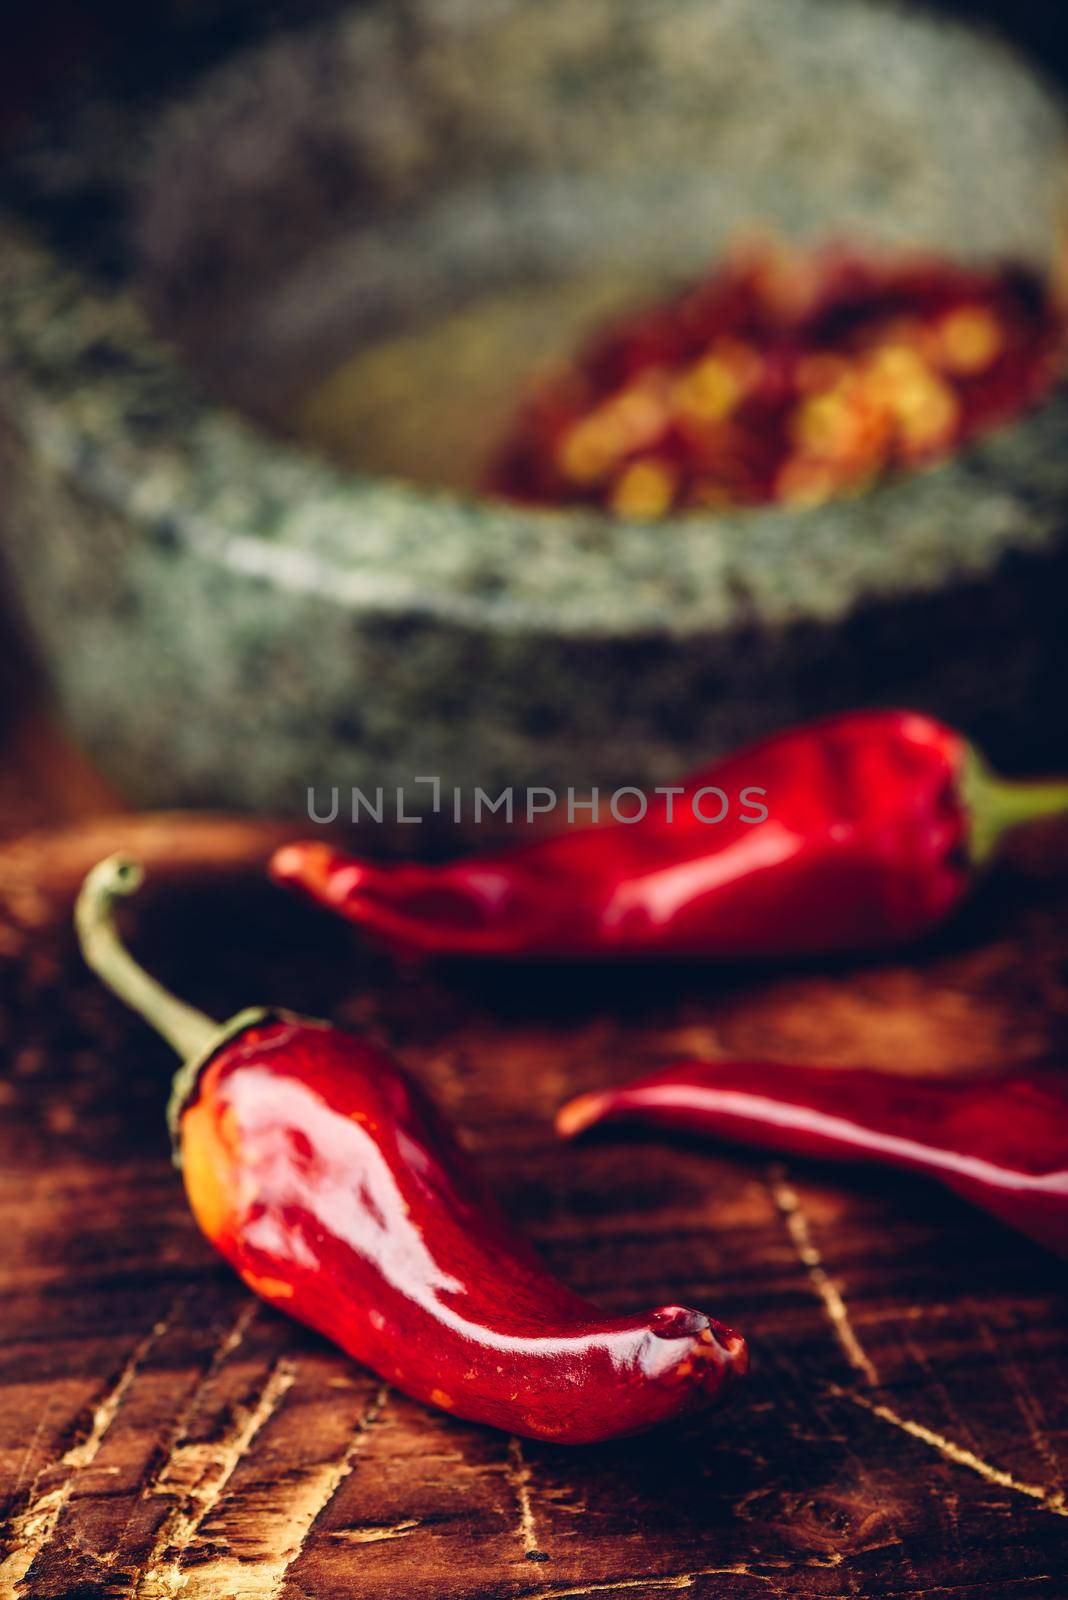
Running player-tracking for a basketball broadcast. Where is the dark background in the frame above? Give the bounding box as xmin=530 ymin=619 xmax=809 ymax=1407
xmin=3 ymin=0 xmax=1068 ymax=143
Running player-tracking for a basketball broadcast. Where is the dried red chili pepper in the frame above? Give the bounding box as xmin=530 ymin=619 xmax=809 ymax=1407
xmin=488 ymin=243 xmax=1064 ymax=515
xmin=75 ymin=856 xmax=747 ymax=1442
xmin=270 ymin=711 xmax=1068 ymax=961
xmin=556 ymin=1059 xmax=1068 ymax=1256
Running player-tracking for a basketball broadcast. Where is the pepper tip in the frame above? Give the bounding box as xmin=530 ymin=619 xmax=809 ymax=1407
xmin=554 ymin=1091 xmax=610 ymax=1141
xmin=713 ymin=1326 xmax=750 ymax=1379
xmin=269 ymin=841 xmax=317 ymax=884
xmin=269 ymin=840 xmax=352 ymax=901
xmin=648 ymin=1307 xmax=749 ymax=1397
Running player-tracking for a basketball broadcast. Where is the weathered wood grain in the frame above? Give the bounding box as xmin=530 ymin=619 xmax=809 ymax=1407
xmin=0 ymin=812 xmax=1066 ymax=1599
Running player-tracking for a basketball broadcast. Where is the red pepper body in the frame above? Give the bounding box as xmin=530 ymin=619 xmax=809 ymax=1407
xmin=557 ymin=1061 xmax=1068 ymax=1256
xmin=181 ymin=1016 xmax=747 ymax=1442
xmin=272 ymin=711 xmax=985 ymax=959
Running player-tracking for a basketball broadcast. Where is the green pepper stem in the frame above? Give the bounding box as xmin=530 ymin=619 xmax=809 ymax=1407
xmin=77 ymin=855 xmax=271 ymax=1164
xmin=963 ymin=751 xmax=1068 ymax=865
xmin=75 ymin=855 xmax=220 ymax=1060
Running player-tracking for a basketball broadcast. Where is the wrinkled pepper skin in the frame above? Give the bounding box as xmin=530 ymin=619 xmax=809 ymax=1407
xmin=557 ymin=1061 xmax=1068 ymax=1255
xmin=271 ymin=711 xmax=1068 ymax=961
xmin=181 ymin=1017 xmax=746 ymax=1441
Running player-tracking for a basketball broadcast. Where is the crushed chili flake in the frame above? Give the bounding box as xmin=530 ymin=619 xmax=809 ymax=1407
xmin=487 ymin=244 xmax=1065 ymax=516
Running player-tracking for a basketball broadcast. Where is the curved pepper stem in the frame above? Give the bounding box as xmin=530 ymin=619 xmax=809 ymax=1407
xmin=963 ymin=750 xmax=1068 ymax=866
xmin=76 ymin=856 xmax=220 ymax=1059
xmin=75 ymin=855 xmax=268 ymax=1160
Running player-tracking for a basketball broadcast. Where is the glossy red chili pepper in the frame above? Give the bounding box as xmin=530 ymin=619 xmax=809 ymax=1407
xmin=557 ymin=1060 xmax=1068 ymax=1256
xmin=75 ymin=856 xmax=747 ymax=1443
xmin=270 ymin=711 xmax=1068 ymax=961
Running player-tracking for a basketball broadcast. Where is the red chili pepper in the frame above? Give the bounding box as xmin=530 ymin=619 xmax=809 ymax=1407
xmin=75 ymin=856 xmax=747 ymax=1443
xmin=270 ymin=711 xmax=1068 ymax=960
xmin=556 ymin=1060 xmax=1068 ymax=1256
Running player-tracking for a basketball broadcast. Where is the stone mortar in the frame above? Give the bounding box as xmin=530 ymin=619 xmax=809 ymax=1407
xmin=1 ymin=0 xmax=1066 ymax=838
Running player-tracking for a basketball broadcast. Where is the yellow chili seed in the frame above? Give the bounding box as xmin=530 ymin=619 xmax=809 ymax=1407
xmin=611 ymin=373 xmax=672 ymax=450
xmin=936 ymin=305 xmax=1003 ymax=374
xmin=894 ymin=377 xmax=960 ymax=452
xmin=557 ymin=413 xmax=624 ymax=484
xmin=673 ymin=355 xmax=741 ymax=423
xmin=610 ymin=459 xmax=678 ymax=518
xmin=864 ymin=344 xmax=931 ymax=400
xmin=792 ymin=380 xmax=880 ymax=463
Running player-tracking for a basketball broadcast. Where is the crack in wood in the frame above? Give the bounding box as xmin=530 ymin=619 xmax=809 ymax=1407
xmin=6 ymin=1400 xmax=56 ymax=1510
xmin=527 ymin=1554 xmax=846 ymax=1599
xmin=528 ymin=1567 xmax=771 ymax=1597
xmin=84 ymin=1307 xmax=263 ymax=1586
xmin=970 ymin=1301 xmax=1066 ymax=1498
xmin=145 ymin=1298 xmax=261 ymax=1501
xmin=895 ymin=1323 xmax=973 ymax=1572
xmin=0 ymin=1299 xmax=181 ymax=1595
xmin=529 ymin=1572 xmax=764 ymax=1596
xmin=328 ymin=1517 xmax=420 ymax=1544
xmin=258 ymin=1383 xmax=391 ymax=1594
xmin=767 ymin=1165 xmax=879 ymax=1386
xmin=138 ymin=1380 xmax=389 ymax=1600
xmin=506 ymin=1434 xmax=546 ymax=1562
xmin=899 ymin=1321 xmax=979 ymax=1468
xmin=828 ymin=1385 xmax=1068 ymax=1518
xmin=913 ymin=1580 xmax=1054 ymax=1596
xmin=135 ymin=1354 xmax=299 ymax=1598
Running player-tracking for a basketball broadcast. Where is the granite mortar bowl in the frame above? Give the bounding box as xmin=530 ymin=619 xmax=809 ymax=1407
xmin=1 ymin=0 xmax=1067 ymax=834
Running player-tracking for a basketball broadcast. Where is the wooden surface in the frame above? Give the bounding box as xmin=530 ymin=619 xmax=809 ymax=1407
xmin=0 ymin=809 xmax=1066 ymax=1599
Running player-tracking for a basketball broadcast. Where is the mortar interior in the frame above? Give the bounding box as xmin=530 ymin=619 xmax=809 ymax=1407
xmin=132 ymin=0 xmax=1068 ymax=500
